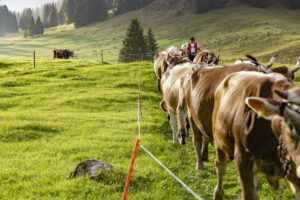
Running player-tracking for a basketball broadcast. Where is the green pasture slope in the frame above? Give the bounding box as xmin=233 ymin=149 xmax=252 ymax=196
xmin=0 ymin=3 xmax=300 ymax=64
xmin=0 ymin=58 xmax=299 ymax=199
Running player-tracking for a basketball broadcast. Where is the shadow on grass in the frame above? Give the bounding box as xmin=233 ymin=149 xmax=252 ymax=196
xmin=0 ymin=62 xmax=13 ymax=69
xmin=0 ymin=123 xmax=61 ymax=142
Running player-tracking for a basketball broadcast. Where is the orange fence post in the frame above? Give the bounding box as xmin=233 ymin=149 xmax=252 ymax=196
xmin=122 ymin=138 xmax=140 ymax=200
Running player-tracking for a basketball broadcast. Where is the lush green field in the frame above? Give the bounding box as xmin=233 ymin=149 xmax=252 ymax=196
xmin=0 ymin=3 xmax=299 ymax=64
xmin=0 ymin=58 xmax=298 ymax=199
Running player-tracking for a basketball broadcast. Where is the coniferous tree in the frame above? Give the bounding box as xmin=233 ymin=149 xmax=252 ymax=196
xmin=43 ymin=4 xmax=51 ymax=26
xmin=73 ymin=0 xmax=90 ymax=28
xmin=19 ymin=8 xmax=33 ymax=30
xmin=0 ymin=6 xmax=18 ymax=33
xmin=35 ymin=16 xmax=44 ymax=34
xmin=113 ymin=0 xmax=154 ymax=15
xmin=119 ymin=18 xmax=147 ymax=62
xmin=0 ymin=16 xmax=5 ymax=37
xmin=60 ymin=0 xmax=76 ymax=24
xmin=48 ymin=6 xmax=59 ymax=27
xmin=28 ymin=17 xmax=36 ymax=37
xmin=280 ymin=0 xmax=300 ymax=9
xmin=145 ymin=28 xmax=158 ymax=60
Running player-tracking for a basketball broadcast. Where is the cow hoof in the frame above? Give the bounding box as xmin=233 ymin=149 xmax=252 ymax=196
xmin=173 ymin=139 xmax=180 ymax=144
xmin=180 ymin=138 xmax=186 ymax=145
xmin=186 ymin=136 xmax=190 ymax=141
xmin=167 ymin=115 xmax=170 ymax=121
xmin=202 ymin=154 xmax=209 ymax=162
xmin=213 ymin=187 xmax=224 ymax=200
xmin=195 ymin=163 xmax=205 ymax=170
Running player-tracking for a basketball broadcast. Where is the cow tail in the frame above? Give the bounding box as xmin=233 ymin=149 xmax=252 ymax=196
xmin=160 ymin=99 xmax=168 ymax=113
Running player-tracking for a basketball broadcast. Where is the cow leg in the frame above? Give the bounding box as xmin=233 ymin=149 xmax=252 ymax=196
xmin=185 ymin=116 xmax=190 ymax=140
xmin=177 ymin=108 xmax=186 ymax=145
xmin=289 ymin=182 xmax=300 ymax=200
xmin=213 ymin=148 xmax=227 ymax=200
xmin=190 ymin=116 xmax=204 ymax=170
xmin=235 ymin=146 xmax=258 ymax=200
xmin=201 ymin=138 xmax=209 ymax=162
xmin=169 ymin=110 xmax=179 ymax=144
xmin=157 ymin=79 xmax=161 ymax=92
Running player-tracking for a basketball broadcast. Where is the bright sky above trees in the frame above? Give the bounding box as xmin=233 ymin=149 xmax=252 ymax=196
xmin=0 ymin=0 xmax=58 ymax=12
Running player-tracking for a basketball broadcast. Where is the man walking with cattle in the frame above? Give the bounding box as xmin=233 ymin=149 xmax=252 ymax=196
xmin=187 ymin=37 xmax=200 ymax=61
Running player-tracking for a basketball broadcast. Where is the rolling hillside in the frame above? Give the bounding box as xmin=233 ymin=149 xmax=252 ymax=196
xmin=0 ymin=2 xmax=299 ymax=63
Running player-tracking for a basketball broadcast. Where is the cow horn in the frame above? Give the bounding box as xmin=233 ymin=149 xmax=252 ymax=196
xmin=290 ymin=57 xmax=300 ymax=74
xmin=217 ymin=49 xmax=221 ymax=59
xmin=252 ymin=60 xmax=268 ymax=73
xmin=274 ymin=89 xmax=288 ymax=100
xmin=265 ymin=54 xmax=277 ymax=69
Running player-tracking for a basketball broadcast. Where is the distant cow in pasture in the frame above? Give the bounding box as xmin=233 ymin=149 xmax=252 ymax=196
xmin=54 ymin=48 xmax=74 ymax=59
xmin=212 ymin=59 xmax=300 ymax=199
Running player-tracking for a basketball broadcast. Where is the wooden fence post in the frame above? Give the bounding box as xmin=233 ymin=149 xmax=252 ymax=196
xmin=33 ymin=51 xmax=35 ymax=68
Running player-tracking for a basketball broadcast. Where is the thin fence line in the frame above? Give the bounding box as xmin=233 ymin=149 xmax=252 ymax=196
xmin=139 ymin=144 xmax=203 ymax=200
xmin=136 ymin=62 xmax=203 ymax=200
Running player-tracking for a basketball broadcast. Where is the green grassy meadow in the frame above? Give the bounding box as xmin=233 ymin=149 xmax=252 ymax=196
xmin=0 ymin=4 xmax=299 ymax=64
xmin=0 ymin=58 xmax=298 ymax=199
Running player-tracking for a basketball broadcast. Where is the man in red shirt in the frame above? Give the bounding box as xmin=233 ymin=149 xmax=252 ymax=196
xmin=187 ymin=37 xmax=200 ymax=61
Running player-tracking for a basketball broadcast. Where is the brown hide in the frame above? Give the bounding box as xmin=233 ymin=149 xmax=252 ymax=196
xmin=212 ymin=72 xmax=297 ymax=199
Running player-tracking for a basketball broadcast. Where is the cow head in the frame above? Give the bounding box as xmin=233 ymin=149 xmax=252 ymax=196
xmin=167 ymin=54 xmax=190 ymax=67
xmin=245 ymin=54 xmax=277 ymax=73
xmin=69 ymin=50 xmax=74 ymax=57
xmin=246 ymin=87 xmax=300 ymax=178
xmin=269 ymin=57 xmax=300 ymax=80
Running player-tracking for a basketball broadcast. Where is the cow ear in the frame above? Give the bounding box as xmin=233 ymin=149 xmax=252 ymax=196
xmin=245 ymin=97 xmax=281 ymax=118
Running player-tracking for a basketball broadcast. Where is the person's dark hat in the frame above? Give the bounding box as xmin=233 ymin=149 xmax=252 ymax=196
xmin=190 ymin=37 xmax=195 ymax=40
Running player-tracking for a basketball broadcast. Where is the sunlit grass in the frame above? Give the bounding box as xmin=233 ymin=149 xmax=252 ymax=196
xmin=0 ymin=58 xmax=298 ymax=199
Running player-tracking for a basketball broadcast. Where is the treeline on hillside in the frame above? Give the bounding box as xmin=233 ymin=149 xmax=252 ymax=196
xmin=191 ymin=0 xmax=300 ymax=13
xmin=113 ymin=0 xmax=154 ymax=15
xmin=0 ymin=6 xmax=18 ymax=37
xmin=59 ymin=0 xmax=108 ymax=28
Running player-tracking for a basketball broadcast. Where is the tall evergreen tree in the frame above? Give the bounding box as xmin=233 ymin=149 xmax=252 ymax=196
xmin=48 ymin=6 xmax=59 ymax=27
xmin=19 ymin=8 xmax=33 ymax=30
xmin=119 ymin=18 xmax=147 ymax=62
xmin=280 ymin=0 xmax=300 ymax=9
xmin=0 ymin=16 xmax=5 ymax=37
xmin=35 ymin=16 xmax=44 ymax=35
xmin=113 ymin=0 xmax=154 ymax=15
xmin=28 ymin=17 xmax=36 ymax=37
xmin=60 ymin=0 xmax=76 ymax=24
xmin=43 ymin=4 xmax=51 ymax=26
xmin=145 ymin=28 xmax=158 ymax=60
xmin=0 ymin=6 xmax=18 ymax=33
xmin=73 ymin=0 xmax=89 ymax=27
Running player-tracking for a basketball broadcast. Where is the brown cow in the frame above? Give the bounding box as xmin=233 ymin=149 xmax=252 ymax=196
xmin=193 ymin=50 xmax=220 ymax=65
xmin=179 ymin=63 xmax=259 ymax=169
xmin=153 ymin=53 xmax=190 ymax=92
xmin=212 ymin=62 xmax=300 ymax=199
xmin=177 ymin=55 xmax=300 ymax=170
xmin=160 ymin=62 xmax=205 ymax=144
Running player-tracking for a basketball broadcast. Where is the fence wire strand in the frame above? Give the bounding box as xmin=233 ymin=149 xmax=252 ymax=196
xmin=136 ymin=61 xmax=203 ymax=200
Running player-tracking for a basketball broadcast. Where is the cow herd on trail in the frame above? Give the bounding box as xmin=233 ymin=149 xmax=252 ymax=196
xmin=154 ymin=44 xmax=300 ymax=199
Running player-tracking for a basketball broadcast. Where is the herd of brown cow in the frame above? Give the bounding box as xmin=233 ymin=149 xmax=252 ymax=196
xmin=154 ymin=46 xmax=300 ymax=200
